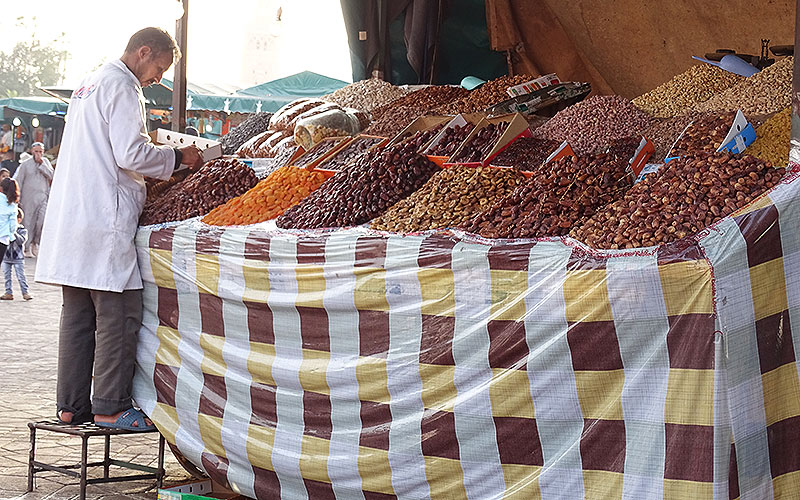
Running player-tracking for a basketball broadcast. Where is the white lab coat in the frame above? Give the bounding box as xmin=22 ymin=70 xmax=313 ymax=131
xmin=35 ymin=60 xmax=175 ymax=292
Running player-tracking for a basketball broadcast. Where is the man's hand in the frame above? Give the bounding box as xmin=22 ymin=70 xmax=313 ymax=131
xmin=178 ymin=145 xmax=205 ymax=170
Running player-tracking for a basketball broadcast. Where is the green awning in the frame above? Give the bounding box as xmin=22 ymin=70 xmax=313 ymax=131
xmin=236 ymin=71 xmax=349 ymax=105
xmin=0 ymin=97 xmax=68 ymax=116
xmin=186 ymin=93 xmax=273 ymax=114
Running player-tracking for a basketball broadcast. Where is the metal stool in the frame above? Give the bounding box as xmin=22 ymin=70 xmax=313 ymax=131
xmin=27 ymin=419 xmax=165 ymax=500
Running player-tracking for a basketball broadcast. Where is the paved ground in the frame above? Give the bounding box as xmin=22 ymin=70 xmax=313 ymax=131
xmin=0 ymin=257 xmax=194 ymax=499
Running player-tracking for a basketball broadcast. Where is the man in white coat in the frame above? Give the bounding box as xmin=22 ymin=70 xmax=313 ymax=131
xmin=13 ymin=142 xmax=54 ymax=257
xmin=35 ymin=27 xmax=203 ymax=431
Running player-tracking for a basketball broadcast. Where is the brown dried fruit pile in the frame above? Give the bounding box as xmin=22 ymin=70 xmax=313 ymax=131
xmin=451 ymin=122 xmax=508 ymax=163
xmin=371 ymin=165 xmax=525 ymax=232
xmin=317 ymin=135 xmax=386 ymax=171
xmin=463 ymin=150 xmax=633 ymax=239
xmin=571 ymin=151 xmax=785 ymax=249
xmin=427 ymin=123 xmax=477 ymax=156
xmin=490 ymin=137 xmax=560 ymax=170
xmin=436 ymin=74 xmax=535 ymax=113
xmin=140 ymin=159 xmax=259 ymax=225
xmin=666 ymin=111 xmax=737 ymax=158
xmin=276 ymin=141 xmax=440 ymax=229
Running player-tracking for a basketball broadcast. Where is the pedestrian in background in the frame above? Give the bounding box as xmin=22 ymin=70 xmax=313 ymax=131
xmin=14 ymin=142 xmax=53 ymax=257
xmin=1 ymin=207 xmax=31 ymax=300
xmin=0 ymin=177 xmax=20 ymax=267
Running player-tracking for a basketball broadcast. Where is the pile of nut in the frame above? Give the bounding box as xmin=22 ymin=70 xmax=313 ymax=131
xmin=384 ymin=85 xmax=469 ymax=110
xmin=632 ymin=65 xmax=744 ymax=118
xmin=276 ymin=142 xmax=440 ymax=229
xmin=570 ymin=152 xmax=785 ymax=249
xmin=666 ymin=111 xmax=737 ymax=158
xmin=436 ymin=74 xmax=535 ymax=113
xmin=693 ymin=57 xmax=793 ymax=116
xmin=532 ymin=95 xmax=652 ymax=155
xmin=463 ymin=150 xmax=632 ymax=239
xmin=317 ymin=135 xmax=385 ymax=170
xmin=370 ymin=165 xmax=525 ymax=232
xmin=321 ymin=78 xmax=409 ymax=112
xmin=746 ymin=107 xmax=791 ymax=167
xmin=643 ymin=113 xmax=701 ymax=162
xmin=451 ymin=122 xmax=508 ymax=163
xmin=220 ymin=112 xmax=273 ymax=155
xmin=292 ymin=137 xmax=348 ymax=168
xmin=364 ymin=106 xmax=429 ymax=137
xmin=427 ymin=123 xmax=476 ymax=156
xmin=490 ymin=137 xmax=560 ymax=170
xmin=140 ymin=159 xmax=259 ymax=226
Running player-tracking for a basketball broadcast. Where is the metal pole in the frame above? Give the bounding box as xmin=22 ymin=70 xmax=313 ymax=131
xmin=171 ymin=0 xmax=189 ymax=132
xmin=791 ymin=0 xmax=800 ymax=163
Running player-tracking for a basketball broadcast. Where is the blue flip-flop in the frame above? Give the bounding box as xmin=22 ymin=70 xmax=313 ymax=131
xmin=95 ymin=408 xmax=155 ymax=432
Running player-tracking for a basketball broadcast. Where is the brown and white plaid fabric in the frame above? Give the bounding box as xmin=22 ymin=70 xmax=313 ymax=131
xmin=134 ymin=168 xmax=800 ymax=500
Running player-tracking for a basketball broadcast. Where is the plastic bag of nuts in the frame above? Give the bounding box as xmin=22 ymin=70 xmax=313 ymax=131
xmin=570 ymin=151 xmax=786 ymax=249
xmin=294 ymin=108 xmax=368 ymax=150
xmin=269 ymin=98 xmax=328 ymax=131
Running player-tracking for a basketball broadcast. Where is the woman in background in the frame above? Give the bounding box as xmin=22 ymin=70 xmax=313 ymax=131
xmin=0 ymin=177 xmax=20 ymax=267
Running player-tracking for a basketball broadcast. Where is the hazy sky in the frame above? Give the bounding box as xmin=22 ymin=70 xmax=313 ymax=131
xmin=0 ymin=0 xmax=352 ymax=91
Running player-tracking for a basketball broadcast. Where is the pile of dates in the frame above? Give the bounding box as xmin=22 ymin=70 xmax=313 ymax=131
xmin=276 ymin=141 xmax=440 ymax=229
xmin=293 ymin=137 xmax=348 ymax=168
xmin=463 ymin=149 xmax=632 ymax=238
xmin=571 ymin=151 xmax=785 ymax=248
xmin=318 ymin=136 xmax=385 ymax=170
xmin=427 ymin=123 xmax=476 ymax=156
xmin=666 ymin=111 xmax=737 ymax=158
xmin=490 ymin=137 xmax=560 ymax=171
xmin=140 ymin=158 xmax=258 ymax=225
xmin=451 ymin=122 xmax=508 ymax=163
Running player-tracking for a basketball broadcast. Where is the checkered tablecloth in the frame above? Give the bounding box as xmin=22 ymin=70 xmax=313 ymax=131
xmin=133 ymin=168 xmax=800 ymax=500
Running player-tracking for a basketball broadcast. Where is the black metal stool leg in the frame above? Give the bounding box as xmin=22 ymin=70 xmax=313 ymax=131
xmin=80 ymin=435 xmax=88 ymax=500
xmin=27 ymin=425 xmax=36 ymax=492
xmin=104 ymin=434 xmax=110 ymax=479
xmin=157 ymin=434 xmax=165 ymax=488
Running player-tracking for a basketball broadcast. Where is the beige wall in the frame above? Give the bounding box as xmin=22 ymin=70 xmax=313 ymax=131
xmin=538 ymin=0 xmax=794 ymax=97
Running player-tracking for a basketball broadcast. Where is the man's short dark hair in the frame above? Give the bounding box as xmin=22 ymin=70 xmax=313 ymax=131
xmin=125 ymin=27 xmax=181 ymax=61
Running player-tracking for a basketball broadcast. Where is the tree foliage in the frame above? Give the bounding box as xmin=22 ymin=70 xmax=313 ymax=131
xmin=0 ymin=17 xmax=69 ymax=97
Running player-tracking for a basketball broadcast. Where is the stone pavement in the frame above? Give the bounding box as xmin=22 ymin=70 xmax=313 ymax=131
xmin=0 ymin=257 xmax=194 ymax=499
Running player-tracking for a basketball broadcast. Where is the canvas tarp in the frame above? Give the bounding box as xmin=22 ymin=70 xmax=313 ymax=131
xmin=0 ymin=97 xmax=68 ymax=118
xmin=132 ymin=164 xmax=800 ymax=499
xmin=236 ymin=71 xmax=349 ymax=108
xmin=485 ymin=0 xmax=795 ymax=98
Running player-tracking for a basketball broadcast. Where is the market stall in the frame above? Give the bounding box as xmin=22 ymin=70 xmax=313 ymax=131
xmin=134 ymin=173 xmax=799 ymax=498
xmin=132 ymin=38 xmax=799 ymax=498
